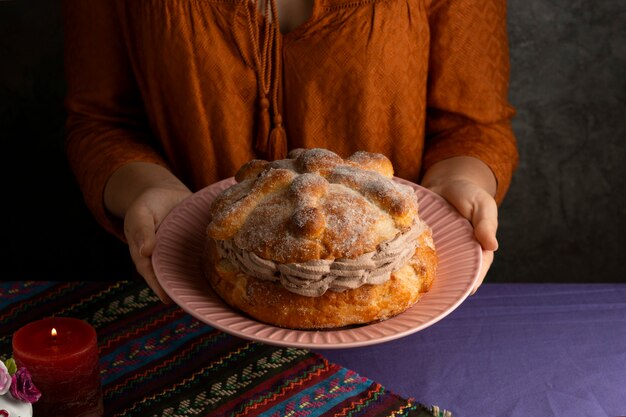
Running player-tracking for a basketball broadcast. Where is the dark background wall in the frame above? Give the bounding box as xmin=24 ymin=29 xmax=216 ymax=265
xmin=1 ymin=1 xmax=624 ymax=283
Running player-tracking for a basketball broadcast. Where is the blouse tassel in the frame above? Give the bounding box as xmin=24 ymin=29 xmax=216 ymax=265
xmin=268 ymin=114 xmax=287 ymax=160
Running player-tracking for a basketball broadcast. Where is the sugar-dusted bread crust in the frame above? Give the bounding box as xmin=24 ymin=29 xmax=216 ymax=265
xmin=204 ymin=229 xmax=437 ymax=329
xmin=206 ymin=148 xmax=418 ymax=263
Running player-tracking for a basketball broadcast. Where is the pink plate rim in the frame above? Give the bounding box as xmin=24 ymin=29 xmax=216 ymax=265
xmin=153 ymin=177 xmax=481 ymax=349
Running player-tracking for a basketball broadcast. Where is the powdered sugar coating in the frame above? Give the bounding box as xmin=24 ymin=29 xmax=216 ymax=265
xmin=207 ymin=148 xmax=421 ymax=263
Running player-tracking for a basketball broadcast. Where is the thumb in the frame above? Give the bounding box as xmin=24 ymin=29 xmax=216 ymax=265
xmin=471 ymin=194 xmax=499 ymax=252
xmin=125 ymin=207 xmax=157 ymax=259
xmin=138 ymin=226 xmax=157 ymax=258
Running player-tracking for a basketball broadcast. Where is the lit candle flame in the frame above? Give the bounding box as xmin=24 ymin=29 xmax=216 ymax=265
xmin=51 ymin=327 xmax=58 ymax=341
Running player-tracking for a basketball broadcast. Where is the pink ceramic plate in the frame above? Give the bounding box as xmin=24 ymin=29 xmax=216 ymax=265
xmin=153 ymin=177 xmax=481 ymax=349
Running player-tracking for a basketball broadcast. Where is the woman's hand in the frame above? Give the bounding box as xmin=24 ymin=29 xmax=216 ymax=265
xmin=104 ymin=163 xmax=193 ymax=303
xmin=421 ymin=156 xmax=499 ymax=294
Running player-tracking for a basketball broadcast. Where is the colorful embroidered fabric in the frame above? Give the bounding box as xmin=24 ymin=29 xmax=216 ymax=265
xmin=0 ymin=281 xmax=451 ymax=416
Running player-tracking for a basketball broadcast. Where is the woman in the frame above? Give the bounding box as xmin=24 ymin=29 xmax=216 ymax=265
xmin=62 ymin=0 xmax=518 ymax=302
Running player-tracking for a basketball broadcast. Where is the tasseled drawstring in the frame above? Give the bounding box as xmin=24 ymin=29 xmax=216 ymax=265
xmin=245 ymin=0 xmax=287 ymax=160
xmin=266 ymin=0 xmax=287 ymax=160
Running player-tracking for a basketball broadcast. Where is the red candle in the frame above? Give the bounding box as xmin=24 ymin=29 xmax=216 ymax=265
xmin=12 ymin=317 xmax=103 ymax=417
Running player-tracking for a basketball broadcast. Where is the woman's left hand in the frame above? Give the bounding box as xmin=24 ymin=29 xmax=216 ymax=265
xmin=421 ymin=156 xmax=499 ymax=294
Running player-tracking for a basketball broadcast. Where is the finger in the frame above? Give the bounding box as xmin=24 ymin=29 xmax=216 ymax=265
xmin=130 ymin=248 xmax=172 ymax=304
xmin=137 ymin=258 xmax=172 ymax=304
xmin=125 ymin=209 xmax=171 ymax=304
xmin=472 ymin=249 xmax=494 ymax=295
xmin=471 ymin=195 xmax=499 ymax=252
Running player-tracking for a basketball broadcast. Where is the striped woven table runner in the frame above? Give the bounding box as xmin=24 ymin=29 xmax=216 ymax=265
xmin=0 ymin=280 xmax=449 ymax=416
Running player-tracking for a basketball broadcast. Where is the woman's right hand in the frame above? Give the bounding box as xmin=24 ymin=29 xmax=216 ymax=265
xmin=104 ymin=163 xmax=193 ymax=303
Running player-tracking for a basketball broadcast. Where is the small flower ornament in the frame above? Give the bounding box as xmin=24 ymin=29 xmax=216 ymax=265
xmin=0 ymin=361 xmax=12 ymax=395
xmin=0 ymin=358 xmax=40 ymax=417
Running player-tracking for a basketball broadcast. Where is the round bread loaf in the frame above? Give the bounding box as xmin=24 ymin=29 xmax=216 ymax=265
xmin=204 ymin=148 xmax=437 ymax=329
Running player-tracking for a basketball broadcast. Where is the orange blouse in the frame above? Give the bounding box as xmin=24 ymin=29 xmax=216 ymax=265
xmin=63 ymin=0 xmax=518 ymax=239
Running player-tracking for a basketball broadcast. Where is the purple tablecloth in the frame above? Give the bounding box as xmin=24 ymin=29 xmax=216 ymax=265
xmin=315 ymin=284 xmax=626 ymax=417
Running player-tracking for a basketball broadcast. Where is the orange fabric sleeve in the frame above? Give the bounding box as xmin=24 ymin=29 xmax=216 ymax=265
xmin=423 ymin=0 xmax=519 ymax=204
xmin=62 ymin=0 xmax=169 ymax=239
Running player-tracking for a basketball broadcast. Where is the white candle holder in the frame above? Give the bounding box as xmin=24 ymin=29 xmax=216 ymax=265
xmin=0 ymin=392 xmax=33 ymax=417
